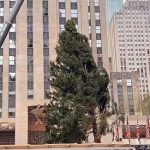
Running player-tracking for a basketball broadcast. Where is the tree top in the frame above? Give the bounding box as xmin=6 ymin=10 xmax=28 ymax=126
xmin=64 ymin=20 xmax=77 ymax=32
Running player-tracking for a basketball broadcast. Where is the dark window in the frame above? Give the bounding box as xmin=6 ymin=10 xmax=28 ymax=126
xmin=9 ymin=74 xmax=15 ymax=82
xmin=28 ymin=57 xmax=33 ymax=65
xmin=44 ymin=58 xmax=49 ymax=65
xmin=0 ymin=16 xmax=4 ymax=23
xmin=0 ymin=66 xmax=3 ymax=73
xmin=27 ymin=32 xmax=33 ymax=39
xmin=89 ymin=33 xmax=92 ymax=40
xmin=43 ymin=48 xmax=49 ymax=56
xmin=71 ymin=2 xmax=77 ymax=9
xmin=27 ymin=24 xmax=33 ymax=32
xmin=95 ymin=6 xmax=99 ymax=12
xmin=27 ymin=0 xmax=33 ymax=8
xmin=43 ymin=1 xmax=48 ymax=16
xmin=71 ymin=18 xmax=78 ymax=25
xmin=9 ymin=82 xmax=15 ymax=91
xmin=27 ymin=48 xmax=33 ymax=56
xmin=0 ymin=74 xmax=2 ymax=81
xmin=43 ymin=8 xmax=48 ymax=16
xmin=43 ymin=1 xmax=48 ymax=8
xmin=43 ymin=16 xmax=48 ymax=23
xmin=0 ymin=1 xmax=4 ymax=8
xmin=27 ymin=16 xmax=33 ymax=23
xmin=59 ymin=17 xmax=66 ymax=24
xmin=9 ymin=94 xmax=15 ymax=99
xmin=0 ymin=48 xmax=3 ymax=56
xmin=9 ymin=32 xmax=16 ymax=40
xmin=59 ymin=2 xmax=65 ymax=9
xmin=43 ymin=24 xmax=49 ymax=32
xmin=28 ymin=94 xmax=33 ymax=99
xmin=28 ymin=74 xmax=33 ymax=81
xmin=0 ymin=99 xmax=2 ymax=108
xmin=44 ymin=65 xmax=49 ymax=73
xmin=96 ymin=33 xmax=101 ymax=40
xmin=8 ymin=112 xmax=15 ymax=118
xmin=28 ymin=81 xmax=33 ymax=89
xmin=28 ymin=65 xmax=33 ymax=73
xmin=9 ymin=65 xmax=16 ymax=72
xmin=0 ymin=82 xmax=2 ymax=90
xmin=8 ymin=99 xmax=15 ymax=108
xmin=28 ymin=39 xmax=33 ymax=48
xmin=43 ymin=40 xmax=49 ymax=48
xmin=97 ymin=47 xmax=102 ymax=54
xmin=27 ymin=32 xmax=33 ymax=47
xmin=9 ymin=48 xmax=16 ymax=56
xmin=89 ymin=20 xmax=91 ymax=26
xmin=9 ymin=1 xmax=15 ymax=8
xmin=98 ymin=57 xmax=103 ymax=68
xmin=95 ymin=20 xmax=100 ymax=26
xmin=44 ymin=80 xmax=49 ymax=89
xmin=88 ymin=6 xmax=90 ymax=12
xmin=43 ymin=32 xmax=49 ymax=40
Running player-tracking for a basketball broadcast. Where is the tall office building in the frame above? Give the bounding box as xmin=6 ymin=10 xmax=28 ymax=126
xmin=110 ymin=71 xmax=141 ymax=115
xmin=105 ymin=0 xmax=123 ymax=24
xmin=0 ymin=0 xmax=108 ymax=145
xmin=108 ymin=0 xmax=150 ymax=100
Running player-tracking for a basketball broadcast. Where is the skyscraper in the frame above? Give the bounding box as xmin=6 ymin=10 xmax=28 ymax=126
xmin=105 ymin=0 xmax=123 ymax=24
xmin=0 ymin=0 xmax=108 ymax=145
xmin=108 ymin=0 xmax=150 ymax=100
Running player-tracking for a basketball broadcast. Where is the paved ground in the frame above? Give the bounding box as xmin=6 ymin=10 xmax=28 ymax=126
xmin=3 ymin=148 xmax=135 ymax=150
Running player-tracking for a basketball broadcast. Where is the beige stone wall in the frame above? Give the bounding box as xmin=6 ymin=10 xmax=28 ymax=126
xmin=15 ymin=0 xmax=28 ymax=144
xmin=108 ymin=1 xmax=150 ymax=99
xmin=0 ymin=0 xmax=109 ymax=145
xmin=110 ymin=72 xmax=141 ymax=115
xmin=99 ymin=0 xmax=109 ymax=71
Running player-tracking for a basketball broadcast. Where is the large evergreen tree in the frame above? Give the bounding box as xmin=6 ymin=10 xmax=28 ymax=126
xmin=45 ymin=20 xmax=109 ymax=144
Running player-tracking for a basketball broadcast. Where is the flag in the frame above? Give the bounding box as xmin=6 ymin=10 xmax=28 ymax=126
xmin=136 ymin=115 xmax=140 ymax=140
xmin=126 ymin=115 xmax=131 ymax=143
xmin=145 ymin=116 xmax=150 ymax=140
xmin=112 ymin=127 xmax=115 ymax=141
xmin=115 ymin=121 xmax=119 ymax=142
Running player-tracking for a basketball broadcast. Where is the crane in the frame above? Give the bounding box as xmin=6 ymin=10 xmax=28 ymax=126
xmin=0 ymin=0 xmax=24 ymax=48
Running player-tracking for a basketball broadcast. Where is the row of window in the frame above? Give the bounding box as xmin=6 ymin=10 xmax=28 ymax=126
xmin=7 ymin=0 xmax=16 ymax=118
xmin=0 ymin=47 xmax=2 ymax=118
xmin=27 ymin=0 xmax=33 ymax=99
xmin=43 ymin=0 xmax=49 ymax=99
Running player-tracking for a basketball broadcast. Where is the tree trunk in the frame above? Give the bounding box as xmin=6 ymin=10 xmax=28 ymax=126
xmin=90 ymin=109 xmax=101 ymax=143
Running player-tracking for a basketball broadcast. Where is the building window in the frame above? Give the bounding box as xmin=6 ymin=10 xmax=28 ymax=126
xmin=127 ymin=79 xmax=132 ymax=86
xmin=59 ymin=2 xmax=65 ymax=9
xmin=0 ymin=1 xmax=4 ymax=8
xmin=129 ymin=105 xmax=134 ymax=115
xmin=43 ymin=0 xmax=49 ymax=99
xmin=71 ymin=0 xmax=78 ymax=25
xmin=59 ymin=0 xmax=66 ymax=31
xmin=71 ymin=2 xmax=77 ymax=9
xmin=27 ymin=0 xmax=33 ymax=99
xmin=8 ymin=0 xmax=16 ymax=117
xmin=95 ymin=6 xmax=99 ymax=12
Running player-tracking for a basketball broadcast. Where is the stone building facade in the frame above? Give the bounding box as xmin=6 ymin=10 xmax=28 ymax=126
xmin=0 ymin=0 xmax=109 ymax=145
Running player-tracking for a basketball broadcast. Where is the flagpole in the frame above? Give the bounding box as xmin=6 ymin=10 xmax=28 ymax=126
xmin=126 ymin=115 xmax=131 ymax=144
xmin=145 ymin=115 xmax=150 ymax=144
xmin=136 ymin=114 xmax=141 ymax=146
